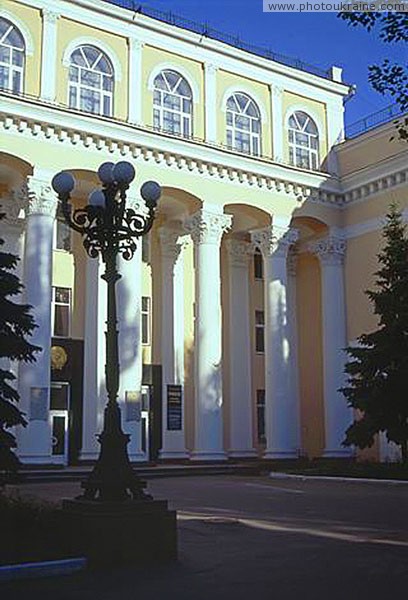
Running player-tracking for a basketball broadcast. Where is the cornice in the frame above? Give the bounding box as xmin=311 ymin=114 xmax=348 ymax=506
xmin=1 ymin=93 xmax=406 ymax=209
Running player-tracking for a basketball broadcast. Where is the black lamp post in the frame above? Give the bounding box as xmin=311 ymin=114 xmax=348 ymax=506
xmin=52 ymin=161 xmax=161 ymax=503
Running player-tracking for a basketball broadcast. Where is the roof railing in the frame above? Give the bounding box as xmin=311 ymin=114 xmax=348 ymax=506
xmin=101 ymin=0 xmax=332 ymax=80
xmin=345 ymin=104 xmax=405 ymax=139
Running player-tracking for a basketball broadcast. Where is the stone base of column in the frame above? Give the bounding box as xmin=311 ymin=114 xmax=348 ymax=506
xmin=323 ymin=448 xmax=354 ymax=458
xmin=190 ymin=450 xmax=227 ymax=462
xmin=19 ymin=454 xmax=52 ymax=465
xmin=263 ymin=449 xmax=298 ymax=460
xmin=159 ymin=450 xmax=190 ymax=460
xmin=228 ymin=449 xmax=258 ymax=459
xmin=129 ymin=451 xmax=148 ymax=462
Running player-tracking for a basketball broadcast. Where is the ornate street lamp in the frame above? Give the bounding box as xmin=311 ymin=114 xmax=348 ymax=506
xmin=52 ymin=161 xmax=161 ymax=502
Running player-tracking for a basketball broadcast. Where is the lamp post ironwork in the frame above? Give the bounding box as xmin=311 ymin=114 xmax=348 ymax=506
xmin=52 ymin=161 xmax=161 ymax=503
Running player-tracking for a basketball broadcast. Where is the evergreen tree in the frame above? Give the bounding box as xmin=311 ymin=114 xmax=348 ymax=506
xmin=341 ymin=203 xmax=408 ymax=463
xmin=0 ymin=212 xmax=40 ymax=481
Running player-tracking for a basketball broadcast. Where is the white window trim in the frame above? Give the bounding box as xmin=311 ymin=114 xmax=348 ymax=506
xmin=62 ymin=36 xmax=122 ymax=81
xmin=152 ymin=70 xmax=193 ymax=137
xmin=284 ymin=104 xmax=323 ymax=142
xmin=0 ymin=10 xmax=34 ymax=55
xmin=147 ymin=62 xmax=199 ymax=103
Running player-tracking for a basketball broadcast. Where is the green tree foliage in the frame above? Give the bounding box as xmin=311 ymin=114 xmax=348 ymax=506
xmin=341 ymin=204 xmax=408 ymax=462
xmin=338 ymin=11 xmax=408 ymax=141
xmin=0 ymin=212 xmax=40 ymax=481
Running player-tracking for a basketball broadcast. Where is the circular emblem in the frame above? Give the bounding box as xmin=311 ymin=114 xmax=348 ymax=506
xmin=51 ymin=346 xmax=68 ymax=371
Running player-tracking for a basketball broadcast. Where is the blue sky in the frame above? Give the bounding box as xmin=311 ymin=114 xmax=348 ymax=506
xmin=119 ymin=0 xmax=406 ymax=126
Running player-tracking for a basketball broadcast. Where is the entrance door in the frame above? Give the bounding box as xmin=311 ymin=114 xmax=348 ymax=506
xmin=50 ymin=382 xmax=70 ymax=464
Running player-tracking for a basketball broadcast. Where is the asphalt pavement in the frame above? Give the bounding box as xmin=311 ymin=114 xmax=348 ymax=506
xmin=2 ymin=475 xmax=408 ymax=599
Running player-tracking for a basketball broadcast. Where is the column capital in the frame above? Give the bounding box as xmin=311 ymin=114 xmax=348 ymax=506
xmin=185 ymin=209 xmax=232 ymax=245
xmin=159 ymin=226 xmax=185 ymax=262
xmin=251 ymin=225 xmax=298 ymax=259
xmin=25 ymin=177 xmax=58 ymax=217
xmin=270 ymin=83 xmax=283 ymax=97
xmin=309 ymin=235 xmax=346 ymax=266
xmin=42 ymin=8 xmax=60 ymax=23
xmin=204 ymin=62 xmax=218 ymax=75
xmin=287 ymin=248 xmax=298 ymax=276
xmin=128 ymin=37 xmax=144 ymax=50
xmin=225 ymin=239 xmax=252 ymax=267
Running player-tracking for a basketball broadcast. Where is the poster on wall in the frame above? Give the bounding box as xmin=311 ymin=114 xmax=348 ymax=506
xmin=167 ymin=385 xmax=182 ymax=431
xmin=30 ymin=387 xmax=48 ymax=421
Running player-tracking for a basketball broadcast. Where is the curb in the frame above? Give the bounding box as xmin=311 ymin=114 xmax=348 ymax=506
xmin=269 ymin=472 xmax=408 ymax=485
xmin=0 ymin=557 xmax=87 ymax=582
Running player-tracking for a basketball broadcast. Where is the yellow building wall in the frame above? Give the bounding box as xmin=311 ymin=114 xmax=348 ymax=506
xmin=141 ymin=45 xmax=205 ymax=138
xmin=282 ymin=91 xmax=328 ymax=168
xmin=56 ymin=17 xmax=129 ymax=120
xmin=296 ymin=252 xmax=325 ymax=458
xmin=3 ymin=0 xmax=41 ymax=96
xmin=216 ymin=70 xmax=272 ymax=157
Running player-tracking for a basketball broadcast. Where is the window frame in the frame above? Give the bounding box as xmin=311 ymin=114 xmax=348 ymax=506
xmin=226 ymin=92 xmax=262 ymax=156
xmin=153 ymin=69 xmax=193 ymax=138
xmin=288 ymin=110 xmax=319 ymax=171
xmin=0 ymin=17 xmax=25 ymax=94
xmin=52 ymin=287 xmax=71 ymax=338
xmin=68 ymin=45 xmax=114 ymax=117
xmin=256 ymin=389 xmax=266 ymax=445
xmin=141 ymin=296 xmax=151 ymax=346
xmin=254 ymin=248 xmax=264 ymax=280
xmin=255 ymin=309 xmax=265 ymax=354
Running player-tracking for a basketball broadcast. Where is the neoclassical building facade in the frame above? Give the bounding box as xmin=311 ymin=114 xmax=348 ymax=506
xmin=1 ymin=0 xmax=407 ymax=465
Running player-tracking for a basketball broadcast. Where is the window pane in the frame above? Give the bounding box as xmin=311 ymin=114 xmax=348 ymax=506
xmin=6 ymin=28 xmax=24 ymax=50
xmin=0 ymin=45 xmax=10 ymax=62
xmin=255 ymin=310 xmax=264 ymax=325
xmin=153 ymin=108 xmax=160 ymax=128
xmin=56 ymin=219 xmax=71 ymax=251
xmin=12 ymin=48 xmax=23 ymax=67
xmin=103 ymin=74 xmax=112 ymax=91
xmin=80 ymin=88 xmax=100 ymax=113
xmin=0 ymin=65 xmax=9 ymax=89
xmin=55 ymin=288 xmax=70 ymax=304
xmin=253 ymin=137 xmax=259 ymax=156
xmin=81 ymin=70 xmax=100 ymax=86
xmin=103 ymin=94 xmax=111 ymax=116
xmin=254 ymin=251 xmax=263 ymax=279
xmin=69 ymin=86 xmax=77 ymax=108
xmin=54 ymin=305 xmax=69 ymax=336
xmin=142 ymin=316 xmax=148 ymax=344
xmin=50 ymin=385 xmax=69 ymax=410
xmin=255 ymin=327 xmax=265 ymax=353
xmin=142 ymin=297 xmax=149 ymax=311
xmin=12 ymin=70 xmax=21 ymax=93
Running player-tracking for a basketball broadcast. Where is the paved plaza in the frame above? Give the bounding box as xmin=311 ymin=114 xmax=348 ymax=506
xmin=2 ymin=475 xmax=408 ymax=599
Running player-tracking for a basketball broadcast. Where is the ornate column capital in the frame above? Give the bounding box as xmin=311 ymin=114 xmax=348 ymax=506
xmin=309 ymin=235 xmax=346 ymax=266
xmin=159 ymin=226 xmax=186 ymax=262
xmin=225 ymin=239 xmax=252 ymax=267
xmin=185 ymin=209 xmax=232 ymax=245
xmin=25 ymin=177 xmax=58 ymax=218
xmin=250 ymin=225 xmax=299 ymax=259
xmin=42 ymin=8 xmax=60 ymax=23
xmin=204 ymin=62 xmax=218 ymax=76
xmin=129 ymin=37 xmax=144 ymax=50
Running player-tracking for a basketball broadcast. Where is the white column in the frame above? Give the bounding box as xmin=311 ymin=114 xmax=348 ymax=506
xmin=117 ymin=244 xmax=144 ymax=461
xmin=40 ymin=9 xmax=60 ymax=102
xmin=270 ymin=84 xmax=284 ymax=163
xmin=185 ymin=207 xmax=232 ymax=460
xmin=158 ymin=227 xmax=189 ymax=459
xmin=80 ymin=256 xmax=106 ymax=461
xmin=226 ymin=240 xmax=256 ymax=458
xmin=128 ymin=37 xmax=144 ymax=125
xmin=311 ymin=236 xmax=352 ymax=457
xmin=204 ymin=62 xmax=218 ymax=143
xmin=251 ymin=224 xmax=299 ymax=459
xmin=18 ymin=173 xmax=57 ymax=463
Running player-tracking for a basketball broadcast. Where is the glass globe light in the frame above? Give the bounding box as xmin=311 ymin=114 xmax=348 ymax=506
xmin=140 ymin=181 xmax=161 ymax=208
xmin=52 ymin=171 xmax=75 ymax=195
xmin=89 ymin=189 xmax=106 ymax=208
xmin=98 ymin=162 xmax=115 ymax=185
xmin=112 ymin=161 xmax=135 ymax=185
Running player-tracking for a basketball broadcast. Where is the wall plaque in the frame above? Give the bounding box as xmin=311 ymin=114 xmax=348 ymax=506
xmin=167 ymin=385 xmax=182 ymax=431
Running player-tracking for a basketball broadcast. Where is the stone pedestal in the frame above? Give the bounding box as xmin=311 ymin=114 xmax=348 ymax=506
xmin=62 ymin=498 xmax=177 ymax=568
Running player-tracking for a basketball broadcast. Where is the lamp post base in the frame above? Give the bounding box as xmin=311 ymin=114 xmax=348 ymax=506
xmin=62 ymin=498 xmax=177 ymax=567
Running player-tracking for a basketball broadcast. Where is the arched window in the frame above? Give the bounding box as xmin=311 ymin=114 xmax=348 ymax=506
xmin=68 ymin=45 xmax=114 ymax=116
xmin=288 ymin=111 xmax=319 ymax=170
xmin=226 ymin=93 xmax=261 ymax=156
xmin=0 ymin=18 xmax=25 ymax=93
xmin=153 ymin=70 xmax=193 ymax=137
